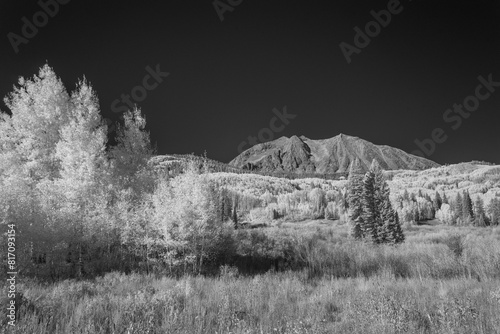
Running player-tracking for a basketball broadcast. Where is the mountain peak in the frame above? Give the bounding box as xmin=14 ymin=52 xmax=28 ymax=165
xmin=229 ymin=133 xmax=439 ymax=174
xmin=335 ymin=133 xmax=356 ymax=140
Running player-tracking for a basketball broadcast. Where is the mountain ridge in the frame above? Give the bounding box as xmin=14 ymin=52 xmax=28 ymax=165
xmin=229 ymin=133 xmax=440 ymax=173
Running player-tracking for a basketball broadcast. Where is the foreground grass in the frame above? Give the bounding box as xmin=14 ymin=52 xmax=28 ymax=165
xmin=2 ymin=271 xmax=500 ymax=334
xmin=2 ymin=223 xmax=500 ymax=333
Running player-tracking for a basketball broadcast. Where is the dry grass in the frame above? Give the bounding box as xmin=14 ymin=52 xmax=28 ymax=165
xmin=2 ymin=223 xmax=500 ymax=334
xmin=2 ymin=272 xmax=500 ymax=334
xmin=232 ymin=223 xmax=500 ymax=280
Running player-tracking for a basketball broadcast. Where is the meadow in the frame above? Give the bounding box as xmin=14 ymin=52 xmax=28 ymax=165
xmin=3 ymin=222 xmax=500 ymax=334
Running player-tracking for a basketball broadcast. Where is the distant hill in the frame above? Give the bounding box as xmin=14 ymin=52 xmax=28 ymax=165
xmin=148 ymin=154 xmax=346 ymax=180
xmin=229 ymin=134 xmax=440 ymax=174
xmin=148 ymin=154 xmax=244 ymax=175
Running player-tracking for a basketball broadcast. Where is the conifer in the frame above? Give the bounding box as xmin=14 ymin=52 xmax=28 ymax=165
xmin=462 ymin=191 xmax=474 ymax=223
xmin=433 ymin=191 xmax=442 ymax=211
xmin=361 ymin=165 xmax=379 ymax=243
xmin=347 ymin=158 xmax=364 ymax=239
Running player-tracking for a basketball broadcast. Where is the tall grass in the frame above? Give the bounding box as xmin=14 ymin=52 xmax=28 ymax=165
xmin=231 ymin=225 xmax=500 ymax=281
xmin=2 ymin=224 xmax=500 ymax=333
xmin=2 ymin=271 xmax=500 ymax=333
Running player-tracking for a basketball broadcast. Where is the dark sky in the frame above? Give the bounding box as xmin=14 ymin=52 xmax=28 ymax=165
xmin=1 ymin=0 xmax=499 ymax=165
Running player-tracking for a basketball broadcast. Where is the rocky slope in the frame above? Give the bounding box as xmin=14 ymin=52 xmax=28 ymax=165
xmin=229 ymin=134 xmax=440 ymax=174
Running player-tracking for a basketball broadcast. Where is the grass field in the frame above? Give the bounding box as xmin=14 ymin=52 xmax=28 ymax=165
xmin=2 ymin=222 xmax=500 ymax=334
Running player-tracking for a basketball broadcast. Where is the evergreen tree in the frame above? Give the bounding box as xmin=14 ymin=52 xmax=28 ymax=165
xmin=453 ymin=192 xmax=463 ymax=224
xmin=361 ymin=167 xmax=379 ymax=243
xmin=232 ymin=200 xmax=238 ymax=228
xmin=433 ymin=191 xmax=443 ymax=211
xmin=379 ymin=184 xmax=394 ymax=243
xmin=347 ymin=158 xmax=364 ymax=239
xmin=402 ymin=189 xmax=410 ymax=201
xmin=371 ymin=160 xmax=404 ymax=244
xmin=487 ymin=198 xmax=500 ymax=226
xmin=371 ymin=160 xmax=387 ymax=243
xmin=461 ymin=191 xmax=474 ymax=224
xmin=393 ymin=212 xmax=405 ymax=244
xmin=218 ymin=187 xmax=232 ymax=223
xmin=442 ymin=192 xmax=449 ymax=204
xmin=473 ymin=197 xmax=488 ymax=227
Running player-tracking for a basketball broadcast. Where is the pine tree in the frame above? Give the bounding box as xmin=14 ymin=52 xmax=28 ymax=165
xmin=487 ymin=198 xmax=500 ymax=226
xmin=218 ymin=187 xmax=232 ymax=223
xmin=442 ymin=192 xmax=449 ymax=204
xmin=402 ymin=189 xmax=410 ymax=201
xmin=461 ymin=191 xmax=474 ymax=224
xmin=347 ymin=158 xmax=364 ymax=239
xmin=232 ymin=205 xmax=238 ymax=228
xmin=371 ymin=160 xmax=404 ymax=244
xmin=360 ymin=160 xmax=384 ymax=243
xmin=231 ymin=193 xmax=239 ymax=228
xmin=393 ymin=212 xmax=405 ymax=244
xmin=473 ymin=197 xmax=488 ymax=227
xmin=453 ymin=192 xmax=463 ymax=224
xmin=379 ymin=190 xmax=393 ymax=243
xmin=371 ymin=160 xmax=386 ymax=243
xmin=433 ymin=191 xmax=442 ymax=211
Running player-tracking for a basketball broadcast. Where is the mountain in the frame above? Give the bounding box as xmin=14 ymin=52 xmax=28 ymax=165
xmin=229 ymin=134 xmax=440 ymax=174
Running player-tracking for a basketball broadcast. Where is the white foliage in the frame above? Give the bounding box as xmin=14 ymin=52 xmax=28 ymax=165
xmin=435 ymin=203 xmax=455 ymax=225
xmin=151 ymin=164 xmax=232 ymax=266
xmin=1 ymin=64 xmax=71 ymax=181
xmin=54 ymin=78 xmax=108 ymax=200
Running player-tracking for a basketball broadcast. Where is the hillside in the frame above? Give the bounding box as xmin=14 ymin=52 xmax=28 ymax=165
xmin=387 ymin=162 xmax=500 ymax=204
xmin=229 ymin=134 xmax=440 ymax=174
